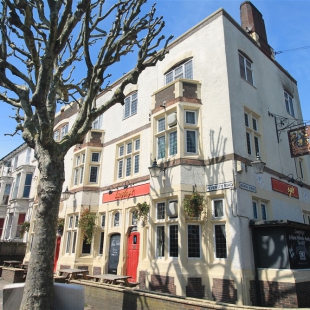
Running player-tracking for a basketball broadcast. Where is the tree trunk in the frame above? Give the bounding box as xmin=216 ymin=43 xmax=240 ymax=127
xmin=20 ymin=146 xmax=65 ymax=310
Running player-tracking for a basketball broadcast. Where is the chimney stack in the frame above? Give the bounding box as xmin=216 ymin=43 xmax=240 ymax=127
xmin=240 ymin=1 xmax=272 ymax=58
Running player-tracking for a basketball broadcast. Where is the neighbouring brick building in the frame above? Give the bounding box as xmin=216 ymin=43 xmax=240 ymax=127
xmin=1 ymin=1 xmax=309 ymax=308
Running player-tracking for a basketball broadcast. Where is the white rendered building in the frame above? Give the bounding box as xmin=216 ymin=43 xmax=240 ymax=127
xmin=19 ymin=1 xmax=310 ymax=307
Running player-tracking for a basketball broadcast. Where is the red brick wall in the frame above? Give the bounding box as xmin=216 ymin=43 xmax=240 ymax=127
xmin=250 ymin=280 xmax=310 ymax=308
xmin=212 ymin=278 xmax=237 ymax=304
xmin=150 ymin=274 xmax=176 ymax=295
xmin=186 ymin=277 xmax=205 ymax=299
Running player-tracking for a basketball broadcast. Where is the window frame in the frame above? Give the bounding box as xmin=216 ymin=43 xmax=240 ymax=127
xmin=239 ymin=52 xmax=254 ymax=85
xmin=187 ymin=224 xmax=201 ymax=259
xmin=168 ymin=224 xmax=178 ymax=258
xmin=214 ymin=224 xmax=227 ymax=259
xmin=284 ymin=91 xmax=295 ymax=117
xmin=212 ymin=199 xmax=225 ymax=219
xmin=156 ymin=202 xmax=166 ymax=221
xmin=123 ymin=92 xmax=138 ymax=119
xmin=185 ymin=110 xmax=197 ymax=126
xmin=185 ymin=129 xmax=198 ymax=154
xmin=156 ymin=225 xmax=165 ymax=258
xmin=165 ymin=59 xmax=193 ymax=85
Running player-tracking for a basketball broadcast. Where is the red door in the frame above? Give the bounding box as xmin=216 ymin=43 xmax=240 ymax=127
xmin=54 ymin=236 xmax=61 ymax=272
xmin=126 ymin=232 xmax=140 ymax=282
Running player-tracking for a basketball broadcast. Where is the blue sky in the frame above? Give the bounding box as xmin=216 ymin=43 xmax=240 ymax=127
xmin=0 ymin=0 xmax=309 ymax=158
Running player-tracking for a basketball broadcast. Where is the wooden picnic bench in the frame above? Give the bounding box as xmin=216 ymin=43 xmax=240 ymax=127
xmin=86 ymin=274 xmax=139 ymax=287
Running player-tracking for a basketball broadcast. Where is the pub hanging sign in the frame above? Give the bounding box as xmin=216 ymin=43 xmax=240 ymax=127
xmin=287 ymin=126 xmax=310 ymax=158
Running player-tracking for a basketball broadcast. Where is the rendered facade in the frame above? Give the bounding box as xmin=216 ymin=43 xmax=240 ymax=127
xmin=1 ymin=1 xmax=310 ymax=307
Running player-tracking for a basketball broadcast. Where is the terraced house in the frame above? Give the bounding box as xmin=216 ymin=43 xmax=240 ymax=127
xmin=1 ymin=1 xmax=310 ymax=308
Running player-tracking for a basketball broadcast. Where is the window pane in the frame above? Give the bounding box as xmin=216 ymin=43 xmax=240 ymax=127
xmin=124 ymin=97 xmax=130 ymax=118
xmin=252 ymin=118 xmax=258 ymax=131
xmin=239 ymin=54 xmax=246 ymax=79
xmin=135 ymin=139 xmax=140 ymax=151
xmin=186 ymin=111 xmax=195 ymax=124
xmin=186 ymin=130 xmax=197 ymax=153
xmin=134 ymin=155 xmax=139 ymax=174
xmin=13 ymin=173 xmax=21 ymax=199
xmin=99 ymin=232 xmax=104 ymax=255
xmin=252 ymin=202 xmax=258 ymax=219
xmin=100 ymin=214 xmax=105 ymax=228
xmin=158 ymin=136 xmax=165 ymax=159
xmin=69 ymin=216 xmax=73 ymax=228
xmin=131 ymin=97 xmax=137 ymax=115
xmin=118 ymin=160 xmax=123 ymax=178
xmin=169 ymin=225 xmax=178 ymax=257
xmin=127 ymin=143 xmax=132 ymax=154
xmin=89 ymin=166 xmax=98 ymax=183
xmin=169 ymin=131 xmax=177 ymax=156
xmin=82 ymin=238 xmax=91 ymax=254
xmin=244 ymin=113 xmax=249 ymax=127
xmin=23 ymin=173 xmax=33 ymax=198
xmin=246 ymin=67 xmax=253 ymax=85
xmin=91 ymin=153 xmax=100 ymax=162
xmin=157 ymin=202 xmax=165 ymax=220
xmin=119 ymin=146 xmax=124 ymax=157
xmin=246 ymin=132 xmax=252 ymax=155
xmin=66 ymin=231 xmax=71 ymax=253
xmin=214 ymin=200 xmax=224 ymax=218
xmin=74 ymin=169 xmax=79 ymax=185
xmin=261 ymin=204 xmax=267 ymax=220
xmin=156 ymin=226 xmax=165 ymax=257
xmin=188 ymin=225 xmax=200 ymax=258
xmin=254 ymin=136 xmax=260 ymax=156
xmin=114 ymin=212 xmax=120 ymax=227
xmin=126 ymin=157 xmax=131 ymax=177
xmin=158 ymin=118 xmax=165 ymax=132
xmin=75 ymin=215 xmax=79 ymax=227
xmin=80 ymin=167 xmax=84 ymax=184
xmin=184 ymin=60 xmax=193 ymax=79
xmin=166 ymin=72 xmax=173 ymax=84
xmin=72 ymin=231 xmax=77 ymax=254
xmin=215 ymin=225 xmax=227 ymax=258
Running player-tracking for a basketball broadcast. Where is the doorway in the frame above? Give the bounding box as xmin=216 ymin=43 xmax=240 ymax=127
xmin=126 ymin=232 xmax=140 ymax=282
xmin=108 ymin=233 xmax=121 ymax=274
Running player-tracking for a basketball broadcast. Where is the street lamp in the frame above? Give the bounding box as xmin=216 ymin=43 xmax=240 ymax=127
xmin=61 ymin=186 xmax=74 ymax=200
xmin=148 ymin=159 xmax=166 ymax=178
xmin=246 ymin=154 xmax=266 ymax=174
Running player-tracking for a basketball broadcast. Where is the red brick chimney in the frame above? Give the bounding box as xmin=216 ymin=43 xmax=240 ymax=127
xmin=240 ymin=1 xmax=272 ymax=58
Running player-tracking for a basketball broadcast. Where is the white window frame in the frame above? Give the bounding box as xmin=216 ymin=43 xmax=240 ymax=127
xmin=116 ymin=137 xmax=140 ymax=180
xmin=212 ymin=199 xmax=225 ymax=219
xmin=61 ymin=123 xmax=69 ymax=138
xmin=123 ymin=92 xmax=138 ymax=119
xmin=158 ymin=118 xmax=165 ymax=133
xmin=54 ymin=130 xmax=60 ymax=141
xmin=91 ymin=152 xmax=100 ymax=162
xmin=157 ymin=135 xmax=165 ymax=159
xmin=213 ymin=224 xmax=227 ymax=259
xmin=187 ymin=224 xmax=201 ymax=259
xmin=168 ymin=224 xmax=178 ymax=258
xmin=169 ymin=131 xmax=177 ymax=156
xmin=89 ymin=166 xmax=98 ymax=183
xmin=65 ymin=214 xmax=78 ymax=255
xmin=239 ymin=52 xmax=253 ymax=85
xmin=156 ymin=202 xmax=166 ymax=221
xmin=155 ymin=225 xmax=165 ymax=258
xmin=284 ymin=91 xmax=295 ymax=117
xmin=185 ymin=129 xmax=198 ymax=154
xmin=165 ymin=59 xmax=193 ymax=85
xmin=185 ymin=110 xmax=196 ymax=126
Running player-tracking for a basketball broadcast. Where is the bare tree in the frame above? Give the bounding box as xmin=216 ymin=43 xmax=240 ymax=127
xmin=0 ymin=0 xmax=172 ymax=309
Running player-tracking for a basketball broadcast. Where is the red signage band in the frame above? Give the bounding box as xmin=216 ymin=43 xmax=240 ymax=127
xmin=271 ymin=178 xmax=299 ymax=199
xmin=102 ymin=183 xmax=150 ymax=203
